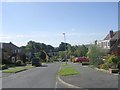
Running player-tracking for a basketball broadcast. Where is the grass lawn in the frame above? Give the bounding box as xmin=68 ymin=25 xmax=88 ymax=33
xmin=2 ymin=64 xmax=35 ymax=73
xmin=25 ymin=65 xmax=35 ymax=69
xmin=3 ymin=67 xmax=27 ymax=73
xmin=58 ymin=67 xmax=80 ymax=76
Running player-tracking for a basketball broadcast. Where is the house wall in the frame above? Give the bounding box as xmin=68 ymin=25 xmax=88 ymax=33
xmin=2 ymin=43 xmax=22 ymax=64
xmin=97 ymin=40 xmax=110 ymax=49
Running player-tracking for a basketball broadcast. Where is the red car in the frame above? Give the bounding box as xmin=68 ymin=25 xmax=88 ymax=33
xmin=74 ymin=57 xmax=89 ymax=63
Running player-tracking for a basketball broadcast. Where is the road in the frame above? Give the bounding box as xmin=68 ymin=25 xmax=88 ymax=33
xmin=61 ymin=62 xmax=118 ymax=88
xmin=2 ymin=62 xmax=119 ymax=89
xmin=2 ymin=62 xmax=61 ymax=88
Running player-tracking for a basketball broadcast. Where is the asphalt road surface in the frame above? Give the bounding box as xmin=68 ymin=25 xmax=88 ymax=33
xmin=65 ymin=62 xmax=119 ymax=88
xmin=2 ymin=62 xmax=61 ymax=88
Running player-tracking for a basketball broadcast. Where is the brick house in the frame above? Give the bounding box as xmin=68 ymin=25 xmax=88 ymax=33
xmin=1 ymin=42 xmax=25 ymax=64
xmin=97 ymin=30 xmax=120 ymax=56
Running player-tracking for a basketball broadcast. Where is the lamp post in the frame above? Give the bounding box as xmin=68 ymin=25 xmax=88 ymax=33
xmin=63 ymin=33 xmax=67 ymax=64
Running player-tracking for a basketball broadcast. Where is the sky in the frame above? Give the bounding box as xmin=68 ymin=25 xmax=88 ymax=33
xmin=1 ymin=2 xmax=118 ymax=47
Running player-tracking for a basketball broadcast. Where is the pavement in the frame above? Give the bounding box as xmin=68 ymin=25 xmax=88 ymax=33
xmin=59 ymin=62 xmax=119 ymax=89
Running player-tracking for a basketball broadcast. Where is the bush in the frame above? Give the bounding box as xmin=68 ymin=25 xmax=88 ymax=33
xmin=7 ymin=64 xmax=16 ymax=68
xmin=0 ymin=64 xmax=8 ymax=70
xmin=111 ymin=56 xmax=119 ymax=64
xmin=15 ymin=60 xmax=23 ymax=66
xmin=99 ymin=64 xmax=109 ymax=70
xmin=107 ymin=55 xmax=119 ymax=64
xmin=104 ymin=55 xmax=120 ymax=69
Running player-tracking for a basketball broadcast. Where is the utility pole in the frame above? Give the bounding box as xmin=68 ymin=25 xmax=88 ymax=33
xmin=63 ymin=33 xmax=67 ymax=64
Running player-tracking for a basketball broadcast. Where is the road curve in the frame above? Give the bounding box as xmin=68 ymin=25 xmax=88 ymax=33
xmin=2 ymin=62 xmax=61 ymax=88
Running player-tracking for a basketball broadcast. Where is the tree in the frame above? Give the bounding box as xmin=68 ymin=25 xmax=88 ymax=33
xmin=70 ymin=45 xmax=88 ymax=57
xmin=87 ymin=45 xmax=103 ymax=66
xmin=66 ymin=44 xmax=72 ymax=58
xmin=46 ymin=45 xmax=54 ymax=52
xmin=58 ymin=42 xmax=70 ymax=51
xmin=26 ymin=41 xmax=35 ymax=53
xmin=58 ymin=51 xmax=66 ymax=59
xmin=39 ymin=51 xmax=47 ymax=62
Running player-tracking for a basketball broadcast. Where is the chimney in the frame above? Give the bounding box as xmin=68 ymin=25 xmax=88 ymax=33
xmin=109 ymin=30 xmax=113 ymax=39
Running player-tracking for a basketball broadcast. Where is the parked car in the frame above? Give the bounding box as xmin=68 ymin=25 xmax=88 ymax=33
xmin=74 ymin=57 xmax=89 ymax=63
xmin=32 ymin=58 xmax=42 ymax=67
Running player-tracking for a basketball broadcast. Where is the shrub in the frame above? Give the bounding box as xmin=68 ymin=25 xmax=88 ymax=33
xmin=107 ymin=55 xmax=119 ymax=64
xmin=104 ymin=55 xmax=120 ymax=69
xmin=99 ymin=64 xmax=109 ymax=70
xmin=0 ymin=64 xmax=8 ymax=70
xmin=111 ymin=56 xmax=119 ymax=64
xmin=7 ymin=64 xmax=16 ymax=68
xmin=15 ymin=60 xmax=23 ymax=66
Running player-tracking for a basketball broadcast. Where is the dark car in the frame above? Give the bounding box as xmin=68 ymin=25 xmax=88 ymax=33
xmin=32 ymin=58 xmax=42 ymax=67
xmin=74 ymin=57 xmax=89 ymax=63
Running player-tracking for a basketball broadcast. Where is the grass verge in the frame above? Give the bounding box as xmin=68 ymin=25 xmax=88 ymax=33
xmin=2 ymin=65 xmax=35 ymax=73
xmin=58 ymin=66 xmax=80 ymax=76
xmin=25 ymin=65 xmax=35 ymax=69
xmin=3 ymin=67 xmax=27 ymax=73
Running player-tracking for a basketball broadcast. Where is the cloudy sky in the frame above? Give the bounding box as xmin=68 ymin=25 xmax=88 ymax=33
xmin=1 ymin=2 xmax=118 ymax=47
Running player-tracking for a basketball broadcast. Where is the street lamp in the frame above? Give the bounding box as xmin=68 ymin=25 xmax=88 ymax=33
xmin=62 ymin=33 xmax=67 ymax=64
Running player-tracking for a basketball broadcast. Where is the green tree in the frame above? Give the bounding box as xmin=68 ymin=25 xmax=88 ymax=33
xmin=39 ymin=51 xmax=47 ymax=62
xmin=71 ymin=45 xmax=88 ymax=57
xmin=59 ymin=51 xmax=66 ymax=59
xmin=66 ymin=44 xmax=72 ymax=58
xmin=87 ymin=45 xmax=103 ymax=66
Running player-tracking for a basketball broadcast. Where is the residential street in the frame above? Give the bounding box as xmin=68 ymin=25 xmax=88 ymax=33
xmin=2 ymin=62 xmax=61 ymax=88
xmin=2 ymin=62 xmax=119 ymax=89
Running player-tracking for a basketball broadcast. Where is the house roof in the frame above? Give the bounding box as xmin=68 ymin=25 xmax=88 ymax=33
xmin=104 ymin=31 xmax=120 ymax=40
xmin=110 ymin=31 xmax=120 ymax=41
xmin=1 ymin=42 xmax=19 ymax=50
xmin=110 ymin=38 xmax=120 ymax=51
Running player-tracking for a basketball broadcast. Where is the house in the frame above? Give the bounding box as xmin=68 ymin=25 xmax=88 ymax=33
xmin=97 ymin=30 xmax=113 ymax=49
xmin=97 ymin=30 xmax=120 ymax=56
xmin=110 ymin=38 xmax=120 ymax=56
xmin=1 ymin=42 xmax=24 ymax=64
